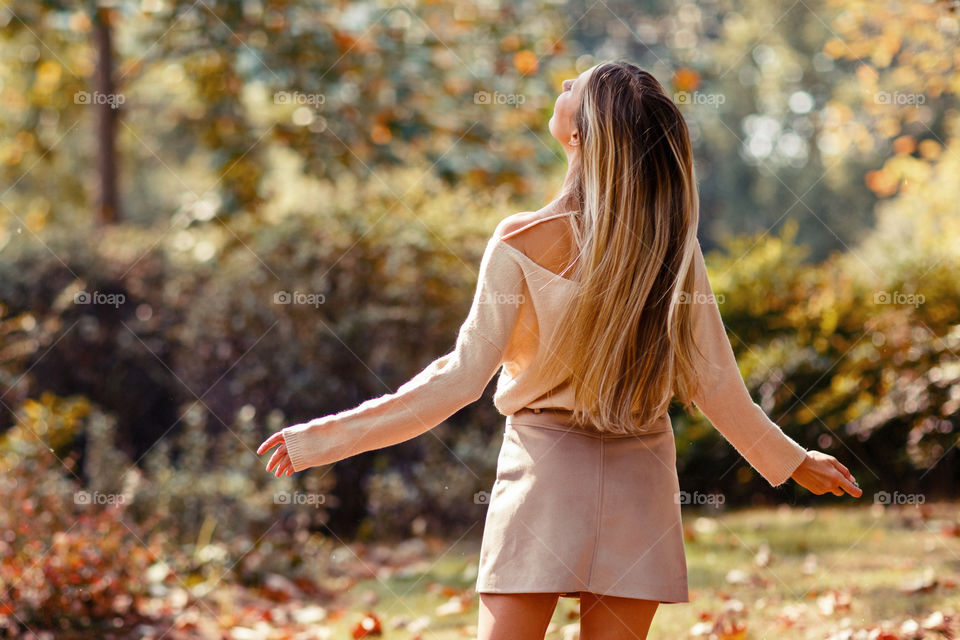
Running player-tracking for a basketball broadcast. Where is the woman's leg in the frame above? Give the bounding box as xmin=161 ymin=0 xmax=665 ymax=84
xmin=477 ymin=592 xmax=561 ymax=640
xmin=579 ymin=592 xmax=660 ymax=640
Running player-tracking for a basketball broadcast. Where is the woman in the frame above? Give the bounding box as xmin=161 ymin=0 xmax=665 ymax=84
xmin=259 ymin=59 xmax=862 ymax=640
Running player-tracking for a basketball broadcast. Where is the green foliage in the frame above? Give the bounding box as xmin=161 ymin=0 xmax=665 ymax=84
xmin=676 ymin=131 xmax=960 ymax=494
xmin=6 ymin=0 xmax=943 ymax=255
xmin=0 ymin=0 xmax=575 ymax=227
xmin=0 ymin=163 xmax=514 ymax=539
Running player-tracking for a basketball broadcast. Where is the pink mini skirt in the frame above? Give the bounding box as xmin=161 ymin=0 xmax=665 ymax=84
xmin=475 ymin=408 xmax=690 ymax=603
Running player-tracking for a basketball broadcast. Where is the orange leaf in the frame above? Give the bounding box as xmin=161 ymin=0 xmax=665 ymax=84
xmin=514 ymin=50 xmax=539 ymax=75
xmin=352 ymin=611 xmax=383 ymax=638
xmin=865 ymin=169 xmax=899 ymax=197
xmin=718 ymin=620 xmax=747 ymax=640
xmin=892 ymin=135 xmax=916 ymax=155
xmin=673 ymin=67 xmax=701 ymax=92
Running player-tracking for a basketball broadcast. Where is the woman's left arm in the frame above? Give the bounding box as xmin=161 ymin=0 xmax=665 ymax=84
xmin=686 ymin=240 xmax=810 ymax=488
xmin=261 ymin=222 xmax=525 ymax=474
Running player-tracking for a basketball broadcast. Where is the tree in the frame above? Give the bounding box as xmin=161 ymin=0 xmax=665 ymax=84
xmin=93 ymin=5 xmax=120 ymax=224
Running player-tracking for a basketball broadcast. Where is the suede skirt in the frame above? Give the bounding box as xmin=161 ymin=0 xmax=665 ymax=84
xmin=475 ymin=408 xmax=690 ymax=603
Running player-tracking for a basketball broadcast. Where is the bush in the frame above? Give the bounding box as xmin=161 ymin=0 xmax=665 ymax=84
xmin=0 ymin=393 xmax=157 ymax=633
xmin=0 ymin=165 xmax=514 ymax=537
xmin=0 ymin=391 xmax=345 ymax=634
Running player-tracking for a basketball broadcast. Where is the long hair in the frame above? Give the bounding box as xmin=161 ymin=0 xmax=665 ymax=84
xmin=540 ymin=60 xmax=707 ymax=434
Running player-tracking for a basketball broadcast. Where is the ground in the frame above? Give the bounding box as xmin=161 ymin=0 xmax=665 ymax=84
xmin=43 ymin=501 xmax=960 ymax=640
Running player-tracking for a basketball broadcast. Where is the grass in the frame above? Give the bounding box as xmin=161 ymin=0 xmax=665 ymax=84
xmin=313 ymin=500 xmax=960 ymax=639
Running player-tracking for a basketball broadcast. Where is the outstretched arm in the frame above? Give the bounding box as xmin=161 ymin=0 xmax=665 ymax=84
xmin=260 ymin=222 xmax=525 ymax=473
xmin=687 ymin=241 xmax=809 ymax=488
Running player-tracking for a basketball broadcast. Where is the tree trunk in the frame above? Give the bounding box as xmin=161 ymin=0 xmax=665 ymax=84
xmin=93 ymin=7 xmax=120 ymax=224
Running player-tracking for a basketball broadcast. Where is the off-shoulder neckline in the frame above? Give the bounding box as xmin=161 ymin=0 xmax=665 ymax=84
xmin=494 ymin=210 xmax=580 ymax=285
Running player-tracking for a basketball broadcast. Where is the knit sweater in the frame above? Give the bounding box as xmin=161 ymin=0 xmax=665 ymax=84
xmin=282 ymin=211 xmax=809 ymax=487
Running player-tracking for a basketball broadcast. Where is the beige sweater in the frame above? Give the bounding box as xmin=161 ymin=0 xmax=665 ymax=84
xmin=282 ymin=212 xmax=808 ymax=487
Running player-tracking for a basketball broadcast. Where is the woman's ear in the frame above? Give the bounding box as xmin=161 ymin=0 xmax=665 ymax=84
xmin=569 ymin=129 xmax=580 ymax=147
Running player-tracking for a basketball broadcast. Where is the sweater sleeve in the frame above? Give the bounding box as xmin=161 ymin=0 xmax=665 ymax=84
xmin=281 ymin=227 xmax=525 ymax=472
xmin=688 ymin=241 xmax=808 ymax=488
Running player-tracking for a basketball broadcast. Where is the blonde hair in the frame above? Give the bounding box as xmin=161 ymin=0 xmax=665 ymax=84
xmin=541 ymin=60 xmax=707 ymax=434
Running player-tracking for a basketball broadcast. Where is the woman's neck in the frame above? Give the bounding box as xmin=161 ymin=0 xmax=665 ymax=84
xmin=551 ymin=153 xmax=581 ymax=213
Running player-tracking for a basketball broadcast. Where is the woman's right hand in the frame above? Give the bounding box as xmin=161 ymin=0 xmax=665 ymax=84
xmin=790 ymin=450 xmax=862 ymax=497
xmin=258 ymin=431 xmax=295 ymax=477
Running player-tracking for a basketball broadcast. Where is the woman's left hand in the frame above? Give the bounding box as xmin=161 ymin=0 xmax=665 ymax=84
xmin=258 ymin=432 xmax=295 ymax=477
xmin=790 ymin=450 xmax=861 ymax=497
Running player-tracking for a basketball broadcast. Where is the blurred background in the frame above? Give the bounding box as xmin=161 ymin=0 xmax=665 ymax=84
xmin=1 ymin=0 xmax=959 ymax=637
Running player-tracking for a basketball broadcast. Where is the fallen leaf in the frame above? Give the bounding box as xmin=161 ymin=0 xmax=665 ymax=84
xmin=921 ymin=611 xmax=946 ymax=631
xmin=718 ymin=619 xmax=747 ymax=640
xmin=725 ymin=569 xmax=749 ymax=585
xmin=435 ymin=595 xmax=468 ymax=616
xmin=900 ymin=567 xmax=937 ymax=594
xmin=755 ymin=542 xmax=771 ymax=568
xmin=351 ymin=611 xmax=382 ymax=638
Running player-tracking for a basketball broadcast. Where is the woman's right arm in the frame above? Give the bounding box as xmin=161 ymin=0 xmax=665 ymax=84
xmin=271 ymin=220 xmax=526 ymax=473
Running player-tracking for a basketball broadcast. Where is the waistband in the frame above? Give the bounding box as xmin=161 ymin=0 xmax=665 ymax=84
xmin=508 ymin=407 xmax=672 ymax=438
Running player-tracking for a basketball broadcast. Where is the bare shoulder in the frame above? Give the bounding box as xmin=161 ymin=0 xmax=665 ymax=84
xmin=494 ymin=211 xmax=540 ymax=242
xmin=494 ymin=209 xmax=578 ymax=275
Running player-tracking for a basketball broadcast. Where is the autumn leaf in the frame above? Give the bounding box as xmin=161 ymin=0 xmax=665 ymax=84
xmin=673 ymin=67 xmax=701 ymax=92
xmin=513 ymin=50 xmax=539 ymax=75
xmin=352 ymin=611 xmax=383 ymax=637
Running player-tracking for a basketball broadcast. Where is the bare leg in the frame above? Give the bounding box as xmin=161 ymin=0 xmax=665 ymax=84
xmin=477 ymin=592 xmax=561 ymax=640
xmin=579 ymin=592 xmax=660 ymax=640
